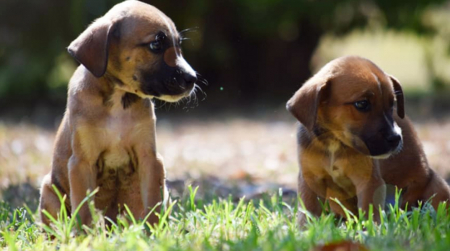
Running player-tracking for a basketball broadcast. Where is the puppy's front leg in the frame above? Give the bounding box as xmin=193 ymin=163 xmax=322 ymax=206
xmin=136 ymin=146 xmax=167 ymax=225
xmin=346 ymin=159 xmax=385 ymax=222
xmin=355 ymin=177 xmax=385 ymax=223
xmin=68 ymin=155 xmax=97 ymax=226
xmin=298 ymin=172 xmax=324 ymax=226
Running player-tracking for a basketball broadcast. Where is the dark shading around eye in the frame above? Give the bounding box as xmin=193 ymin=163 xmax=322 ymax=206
xmin=148 ymin=32 xmax=167 ymax=53
xmin=354 ymin=100 xmax=370 ymax=112
xmin=149 ymin=40 xmax=163 ymax=52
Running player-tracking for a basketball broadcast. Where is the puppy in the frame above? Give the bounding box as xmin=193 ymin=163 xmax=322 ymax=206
xmin=39 ymin=0 xmax=198 ymax=227
xmin=287 ymin=56 xmax=450 ymax=224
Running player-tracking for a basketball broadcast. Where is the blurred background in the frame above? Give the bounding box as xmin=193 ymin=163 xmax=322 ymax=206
xmin=1 ymin=0 xmax=450 ymax=209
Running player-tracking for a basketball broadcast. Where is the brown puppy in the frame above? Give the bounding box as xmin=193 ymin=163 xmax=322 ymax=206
xmin=287 ymin=56 xmax=450 ymax=224
xmin=39 ymin=0 xmax=198 ymax=227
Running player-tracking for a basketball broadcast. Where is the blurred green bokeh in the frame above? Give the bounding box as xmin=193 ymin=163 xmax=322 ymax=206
xmin=1 ymin=0 xmax=449 ymax=115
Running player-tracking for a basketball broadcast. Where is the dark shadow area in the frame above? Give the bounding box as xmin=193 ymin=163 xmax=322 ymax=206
xmin=0 ymin=176 xmax=297 ymax=212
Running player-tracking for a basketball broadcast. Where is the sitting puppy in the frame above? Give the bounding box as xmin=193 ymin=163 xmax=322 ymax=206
xmin=286 ymin=56 xmax=450 ymax=224
xmin=39 ymin=0 xmax=198 ymax=226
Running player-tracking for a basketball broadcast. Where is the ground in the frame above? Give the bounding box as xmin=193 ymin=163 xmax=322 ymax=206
xmin=1 ymin=108 xmax=450 ymax=250
xmin=1 ymin=108 xmax=450 ymax=208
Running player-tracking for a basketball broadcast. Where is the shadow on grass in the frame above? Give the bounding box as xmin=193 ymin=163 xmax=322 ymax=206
xmin=0 ymin=176 xmax=297 ymax=213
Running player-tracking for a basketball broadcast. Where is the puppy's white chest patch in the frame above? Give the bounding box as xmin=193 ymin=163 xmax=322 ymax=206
xmin=101 ymin=120 xmax=146 ymax=169
xmin=326 ymin=140 xmax=340 ymax=169
xmin=325 ymin=141 xmax=352 ymax=188
xmin=103 ymin=146 xmax=130 ymax=169
xmin=327 ymin=161 xmax=350 ymax=188
xmin=327 ymin=158 xmax=344 ymax=182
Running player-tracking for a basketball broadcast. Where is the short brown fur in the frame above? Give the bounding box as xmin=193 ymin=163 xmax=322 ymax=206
xmin=39 ymin=0 xmax=197 ymax=227
xmin=287 ymin=56 xmax=450 ymax=224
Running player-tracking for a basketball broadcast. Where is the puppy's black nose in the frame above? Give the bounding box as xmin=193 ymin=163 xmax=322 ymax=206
xmin=182 ymin=72 xmax=197 ymax=86
xmin=386 ymin=133 xmax=401 ymax=148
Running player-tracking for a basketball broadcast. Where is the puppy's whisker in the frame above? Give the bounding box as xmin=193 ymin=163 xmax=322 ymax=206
xmin=193 ymin=87 xmax=199 ymax=103
xmin=196 ymin=72 xmax=209 ymax=86
xmin=154 ymin=99 xmax=167 ymax=110
xmin=194 ymin=84 xmax=207 ymax=101
xmin=179 ymin=27 xmax=199 ymax=34
xmin=194 ymin=91 xmax=199 ymax=107
xmin=167 ymin=102 xmax=173 ymax=111
xmin=179 ymin=27 xmax=199 ymax=41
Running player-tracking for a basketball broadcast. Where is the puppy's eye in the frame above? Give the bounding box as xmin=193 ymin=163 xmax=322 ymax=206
xmin=149 ymin=41 xmax=163 ymax=52
xmin=354 ymin=100 xmax=370 ymax=111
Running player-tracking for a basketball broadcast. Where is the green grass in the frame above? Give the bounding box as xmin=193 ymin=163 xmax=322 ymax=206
xmin=1 ymin=187 xmax=450 ymax=251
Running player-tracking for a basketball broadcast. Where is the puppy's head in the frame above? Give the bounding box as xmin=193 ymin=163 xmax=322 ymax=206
xmin=287 ymin=56 xmax=405 ymax=159
xmin=68 ymin=0 xmax=197 ymax=102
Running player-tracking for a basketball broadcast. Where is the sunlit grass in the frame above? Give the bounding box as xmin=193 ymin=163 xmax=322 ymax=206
xmin=1 ymin=118 xmax=450 ymax=250
xmin=1 ymin=187 xmax=450 ymax=251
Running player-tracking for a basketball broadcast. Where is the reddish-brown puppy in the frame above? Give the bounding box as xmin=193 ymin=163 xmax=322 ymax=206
xmin=39 ymin=0 xmax=198 ymax=227
xmin=287 ymin=56 xmax=450 ymax=224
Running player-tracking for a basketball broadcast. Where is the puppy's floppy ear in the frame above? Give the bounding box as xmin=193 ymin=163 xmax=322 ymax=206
xmin=68 ymin=19 xmax=119 ymax=78
xmin=390 ymin=75 xmax=405 ymax=119
xmin=286 ymin=78 xmax=328 ymax=130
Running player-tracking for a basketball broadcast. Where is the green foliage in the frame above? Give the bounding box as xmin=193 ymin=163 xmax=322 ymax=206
xmin=0 ymin=201 xmax=42 ymax=249
xmin=1 ymin=187 xmax=450 ymax=250
xmin=0 ymin=0 xmax=448 ymax=108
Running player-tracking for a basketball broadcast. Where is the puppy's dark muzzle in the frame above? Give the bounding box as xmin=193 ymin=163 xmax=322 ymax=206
xmin=181 ymin=71 xmax=197 ymax=86
xmin=385 ymin=133 xmax=402 ymax=149
xmin=365 ymin=129 xmax=402 ymax=157
xmin=141 ymin=66 xmax=197 ymax=97
xmin=169 ymin=70 xmax=196 ymax=94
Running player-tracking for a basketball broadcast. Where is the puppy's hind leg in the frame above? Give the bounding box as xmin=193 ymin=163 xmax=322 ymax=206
xmin=39 ymin=173 xmax=65 ymax=226
xmin=422 ymin=170 xmax=450 ymax=209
